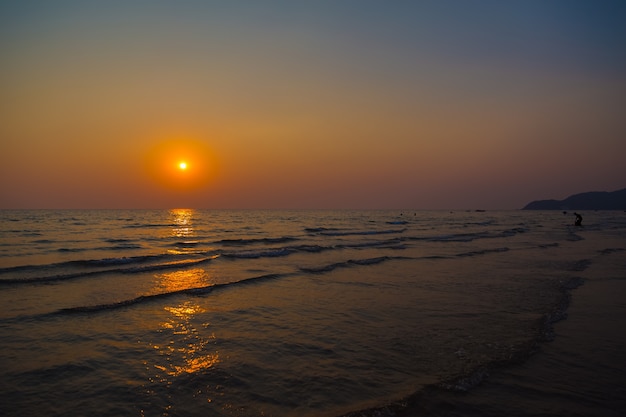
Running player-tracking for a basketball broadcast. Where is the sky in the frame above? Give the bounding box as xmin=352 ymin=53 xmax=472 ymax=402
xmin=1 ymin=0 xmax=625 ymax=209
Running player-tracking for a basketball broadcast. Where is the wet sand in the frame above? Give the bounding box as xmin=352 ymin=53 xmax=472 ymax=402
xmin=340 ymin=232 xmax=626 ymax=417
xmin=398 ymin=239 xmax=626 ymax=416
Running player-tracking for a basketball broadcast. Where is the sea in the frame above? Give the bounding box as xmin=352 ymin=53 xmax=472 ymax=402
xmin=0 ymin=209 xmax=624 ymax=417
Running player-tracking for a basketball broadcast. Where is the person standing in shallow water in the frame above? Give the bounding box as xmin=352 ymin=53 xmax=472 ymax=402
xmin=574 ymin=212 xmax=583 ymax=226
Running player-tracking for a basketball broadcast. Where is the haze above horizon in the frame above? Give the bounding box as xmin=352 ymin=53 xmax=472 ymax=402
xmin=1 ymin=1 xmax=625 ymax=209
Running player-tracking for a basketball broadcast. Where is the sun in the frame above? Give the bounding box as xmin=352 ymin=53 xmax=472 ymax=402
xmin=144 ymin=137 xmax=217 ymax=191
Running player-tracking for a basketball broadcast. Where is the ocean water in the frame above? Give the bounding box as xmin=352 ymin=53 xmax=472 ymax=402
xmin=0 ymin=209 xmax=624 ymax=417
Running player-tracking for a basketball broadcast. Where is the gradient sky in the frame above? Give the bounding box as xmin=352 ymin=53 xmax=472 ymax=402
xmin=1 ymin=1 xmax=625 ymax=209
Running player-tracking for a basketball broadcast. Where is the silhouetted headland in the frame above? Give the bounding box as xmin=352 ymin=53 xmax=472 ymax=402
xmin=522 ymin=188 xmax=626 ymax=210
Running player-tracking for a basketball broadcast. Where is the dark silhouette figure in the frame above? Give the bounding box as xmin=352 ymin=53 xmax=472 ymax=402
xmin=574 ymin=212 xmax=583 ymax=226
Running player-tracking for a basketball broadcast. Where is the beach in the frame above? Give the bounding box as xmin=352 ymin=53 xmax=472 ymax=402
xmin=343 ymin=234 xmax=626 ymax=417
xmin=1 ymin=210 xmax=624 ymax=416
xmin=428 ymin=245 xmax=626 ymax=417
xmin=4 ymin=3 xmax=625 ymax=415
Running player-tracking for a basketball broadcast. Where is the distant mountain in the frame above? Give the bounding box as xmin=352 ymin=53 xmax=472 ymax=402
xmin=522 ymin=188 xmax=626 ymax=210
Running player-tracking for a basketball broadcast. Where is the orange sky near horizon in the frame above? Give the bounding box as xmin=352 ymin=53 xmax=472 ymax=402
xmin=1 ymin=1 xmax=625 ymax=209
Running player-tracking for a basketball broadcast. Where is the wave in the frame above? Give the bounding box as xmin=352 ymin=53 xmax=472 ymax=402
xmin=416 ymin=227 xmax=528 ymax=243
xmin=538 ymin=243 xmax=559 ymax=249
xmin=304 ymin=227 xmax=337 ymax=233
xmin=218 ymin=236 xmax=405 ymax=258
xmin=0 ymin=226 xmax=532 ymax=283
xmin=421 ymin=233 xmax=481 ymax=242
xmin=103 ymin=238 xmax=133 ymax=243
xmin=0 ymin=236 xmax=399 ymax=283
xmin=299 ymin=256 xmax=396 ymax=273
xmin=220 ymin=243 xmax=334 ymax=259
xmin=338 ymin=238 xmax=403 ymax=249
xmin=292 ymin=244 xmax=332 ymax=253
xmin=300 ymin=246 xmax=516 ymax=274
xmin=338 ymin=272 xmax=588 ymax=417
xmin=52 ymin=256 xmax=405 ymax=315
xmin=57 ymin=247 xmax=88 ymax=253
xmin=0 ymin=256 xmax=217 ymax=285
xmin=79 ymin=254 xmax=167 ymax=267
xmin=108 ymin=243 xmax=143 ymax=250
xmin=0 ymin=254 xmax=167 ymax=275
xmin=56 ymin=273 xmax=285 ymax=315
xmin=169 ymin=240 xmax=202 ymax=247
xmin=598 ymin=247 xmax=625 ymax=255
xmin=122 ymin=223 xmax=173 ymax=229
xmin=350 ymin=256 xmax=395 ymax=265
xmin=222 ymin=248 xmax=296 ymax=259
xmin=58 ymin=289 xmax=206 ymax=314
xmin=299 ymin=246 xmax=513 ymax=275
xmin=314 ymin=228 xmax=407 ymax=237
xmin=53 ymin=256 xmax=405 ymax=315
xmin=456 ymin=247 xmax=510 ymax=257
xmin=217 ymin=236 xmax=298 ymax=246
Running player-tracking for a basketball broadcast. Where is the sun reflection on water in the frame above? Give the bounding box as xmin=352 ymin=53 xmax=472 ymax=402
xmin=142 ymin=208 xmax=224 ymax=409
xmin=148 ymin=262 xmax=219 ymax=381
xmin=151 ymin=301 xmax=219 ymax=378
xmin=154 ymin=268 xmax=210 ymax=293
xmin=170 ymin=208 xmax=195 ymax=238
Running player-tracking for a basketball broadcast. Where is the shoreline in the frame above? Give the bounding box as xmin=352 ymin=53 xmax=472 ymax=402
xmin=339 ymin=241 xmax=626 ymax=417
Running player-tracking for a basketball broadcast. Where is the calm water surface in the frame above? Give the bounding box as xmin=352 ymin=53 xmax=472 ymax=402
xmin=1 ymin=209 xmax=624 ymax=416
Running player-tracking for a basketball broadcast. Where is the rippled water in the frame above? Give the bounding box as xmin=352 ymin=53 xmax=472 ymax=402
xmin=1 ymin=209 xmax=624 ymax=416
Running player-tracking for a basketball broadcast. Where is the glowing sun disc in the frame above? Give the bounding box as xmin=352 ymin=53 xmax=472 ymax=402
xmin=144 ymin=138 xmax=217 ymax=191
